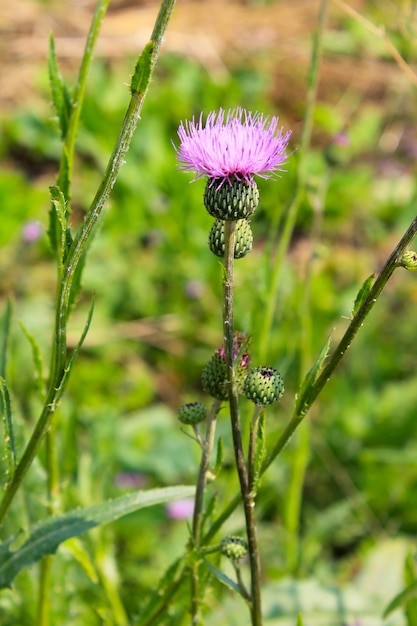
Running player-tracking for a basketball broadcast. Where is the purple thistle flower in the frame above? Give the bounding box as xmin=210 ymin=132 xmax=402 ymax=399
xmin=174 ymin=107 xmax=291 ymax=187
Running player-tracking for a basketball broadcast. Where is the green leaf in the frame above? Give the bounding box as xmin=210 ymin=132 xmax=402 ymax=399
xmin=252 ymin=412 xmax=266 ymax=490
xmin=130 ymin=41 xmax=154 ymax=95
xmin=0 ymin=485 xmax=194 ymax=589
xmin=404 ymin=553 xmax=417 ymax=626
xmin=18 ymin=321 xmax=45 ymax=401
xmin=351 ymin=273 xmax=375 ymax=318
xmin=0 ymin=300 xmax=12 ymax=379
xmin=202 ymin=556 xmax=243 ymax=598
xmin=384 ymin=578 xmax=417 ymax=618
xmin=214 ymin=436 xmax=223 ymax=477
xmin=296 ymin=336 xmax=331 ymax=417
xmin=48 ymin=33 xmax=72 ymax=139
xmin=55 ymin=299 xmax=95 ymax=403
xmin=0 ymin=377 xmax=16 ymax=484
xmin=296 ymin=613 xmax=305 ymax=626
xmin=48 ymin=185 xmax=67 ymax=263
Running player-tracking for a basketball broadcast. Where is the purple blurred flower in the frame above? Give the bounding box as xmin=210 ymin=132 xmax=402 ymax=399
xmin=21 ymin=220 xmax=42 ymax=243
xmin=166 ymin=498 xmax=195 ymax=519
xmin=114 ymin=472 xmax=147 ymax=490
xmin=174 ymin=108 xmax=291 ymax=187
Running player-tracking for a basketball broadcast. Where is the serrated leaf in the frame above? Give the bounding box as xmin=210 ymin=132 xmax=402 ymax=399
xmin=18 ymin=321 xmax=45 ymax=401
xmin=351 ymin=273 xmax=375 ymax=318
xmin=0 ymin=377 xmax=16 ymax=483
xmin=130 ymin=41 xmax=154 ymax=95
xmin=48 ymin=33 xmax=72 ymax=139
xmin=296 ymin=336 xmax=331 ymax=416
xmin=0 ymin=485 xmax=194 ymax=589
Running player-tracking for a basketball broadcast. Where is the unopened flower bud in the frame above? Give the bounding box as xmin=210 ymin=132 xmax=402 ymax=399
xmin=208 ymin=219 xmax=253 ymax=259
xmin=202 ymin=333 xmax=251 ymax=401
xmin=244 ymin=367 xmax=284 ymax=405
xmin=399 ymin=250 xmax=417 ymax=272
xmin=204 ymin=178 xmax=259 ymax=220
xmin=178 ymin=402 xmax=207 ymax=425
xmin=220 ymin=536 xmax=248 ymax=561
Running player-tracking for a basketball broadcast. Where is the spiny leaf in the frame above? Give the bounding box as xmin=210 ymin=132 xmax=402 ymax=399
xmin=351 ymin=273 xmax=375 ymax=318
xmin=0 ymin=485 xmax=195 ymax=589
xmin=48 ymin=33 xmax=72 ymax=139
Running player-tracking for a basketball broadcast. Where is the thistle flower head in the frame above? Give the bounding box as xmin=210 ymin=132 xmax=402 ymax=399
xmin=175 ymin=108 xmax=291 ymax=187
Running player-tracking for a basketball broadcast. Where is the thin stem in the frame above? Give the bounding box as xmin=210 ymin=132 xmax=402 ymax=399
xmin=265 ymin=214 xmax=417 ymax=470
xmin=0 ymin=0 xmax=176 ymax=530
xmin=191 ymin=399 xmax=221 ymax=625
xmin=205 ymin=212 xmax=417 ymax=551
xmin=223 ymin=220 xmax=262 ymax=626
xmin=258 ymin=0 xmax=328 ymax=362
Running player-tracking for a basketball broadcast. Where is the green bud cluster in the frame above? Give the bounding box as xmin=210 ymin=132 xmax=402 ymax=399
xmin=244 ymin=367 xmax=284 ymax=405
xmin=220 ymin=536 xmax=248 ymax=561
xmin=178 ymin=402 xmax=207 ymax=425
xmin=208 ymin=219 xmax=253 ymax=259
xmin=204 ymin=178 xmax=259 ymax=220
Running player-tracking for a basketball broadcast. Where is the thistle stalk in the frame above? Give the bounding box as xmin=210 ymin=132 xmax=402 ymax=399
xmin=223 ymin=220 xmax=262 ymax=626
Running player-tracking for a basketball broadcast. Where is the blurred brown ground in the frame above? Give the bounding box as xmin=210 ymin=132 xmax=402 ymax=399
xmin=0 ymin=0 xmax=412 ymax=123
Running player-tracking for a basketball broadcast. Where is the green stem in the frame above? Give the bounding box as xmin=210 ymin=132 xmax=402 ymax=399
xmin=223 ymin=220 xmax=262 ymax=626
xmin=0 ymin=0 xmax=176 ymax=530
xmin=58 ymin=0 xmax=110 ymax=202
xmin=258 ymin=0 xmax=328 ymax=362
xmin=191 ymin=399 xmax=221 ymax=625
xmin=265 ymin=213 xmax=417 ymax=469
xmin=205 ymin=212 xmax=417 ymax=551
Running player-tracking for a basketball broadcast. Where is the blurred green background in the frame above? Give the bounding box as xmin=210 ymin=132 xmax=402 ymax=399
xmin=1 ymin=0 xmax=417 ymax=623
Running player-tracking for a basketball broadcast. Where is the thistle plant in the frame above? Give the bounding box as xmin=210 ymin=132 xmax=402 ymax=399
xmin=174 ymin=108 xmax=292 ymax=625
xmin=1 ymin=0 xmax=417 ymax=624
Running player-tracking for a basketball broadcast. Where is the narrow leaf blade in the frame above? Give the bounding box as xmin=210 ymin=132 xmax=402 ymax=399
xmin=351 ymin=273 xmax=375 ymax=318
xmin=18 ymin=321 xmax=45 ymax=401
xmin=130 ymin=41 xmax=154 ymax=95
xmin=0 ymin=377 xmax=16 ymax=483
xmin=296 ymin=336 xmax=331 ymax=416
xmin=0 ymin=485 xmax=195 ymax=589
xmin=48 ymin=33 xmax=72 ymax=139
xmin=384 ymin=578 xmax=417 ymax=618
